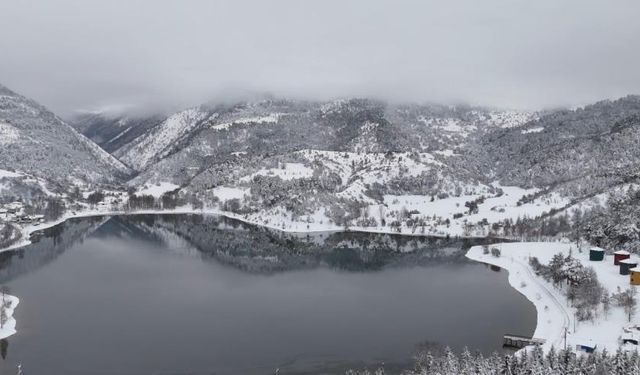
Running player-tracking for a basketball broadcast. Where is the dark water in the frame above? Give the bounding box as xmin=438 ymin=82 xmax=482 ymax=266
xmin=0 ymin=215 xmax=535 ymax=374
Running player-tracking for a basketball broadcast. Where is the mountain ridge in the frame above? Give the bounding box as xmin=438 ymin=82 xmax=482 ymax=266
xmin=3 ymin=83 xmax=640 ymax=245
xmin=0 ymin=83 xmax=131 ymax=197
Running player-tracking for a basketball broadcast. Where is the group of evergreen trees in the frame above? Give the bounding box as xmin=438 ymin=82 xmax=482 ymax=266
xmin=581 ymin=186 xmax=640 ymax=252
xmin=348 ymin=346 xmax=640 ymax=375
xmin=0 ymin=223 xmax=21 ymax=248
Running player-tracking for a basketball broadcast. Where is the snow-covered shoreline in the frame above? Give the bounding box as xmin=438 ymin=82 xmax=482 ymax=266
xmin=0 ymin=294 xmax=19 ymax=340
xmin=6 ymin=210 xmax=636 ymax=354
xmin=467 ymin=242 xmax=639 ymax=353
xmin=467 ymin=243 xmax=573 ymax=351
xmin=1 ymin=206 xmax=518 ymax=254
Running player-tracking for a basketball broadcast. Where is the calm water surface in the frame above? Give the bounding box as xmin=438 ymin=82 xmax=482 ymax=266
xmin=0 ymin=215 xmax=535 ymax=374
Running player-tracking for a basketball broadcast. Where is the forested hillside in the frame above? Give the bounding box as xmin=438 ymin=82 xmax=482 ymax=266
xmin=4 ymin=81 xmax=640 ymax=250
xmin=0 ymin=84 xmax=131 ymax=188
xmin=471 ymin=96 xmax=640 ymax=197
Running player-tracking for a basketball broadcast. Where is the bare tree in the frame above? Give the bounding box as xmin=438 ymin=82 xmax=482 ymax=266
xmin=0 ymin=286 xmax=9 ymax=330
xmin=0 ymin=285 xmax=8 ymax=304
xmin=0 ymin=306 xmax=5 ymax=329
xmin=612 ymin=287 xmax=638 ymax=322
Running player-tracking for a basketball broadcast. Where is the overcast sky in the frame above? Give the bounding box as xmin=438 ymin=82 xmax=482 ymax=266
xmin=1 ymin=0 xmax=639 ymax=116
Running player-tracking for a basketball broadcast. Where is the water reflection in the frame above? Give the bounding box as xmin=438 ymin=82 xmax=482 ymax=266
xmin=0 ymin=215 xmax=531 ymax=375
xmin=0 ymin=216 xmax=108 ymax=284
xmin=1 ymin=214 xmax=505 ymax=280
xmin=110 ymin=214 xmax=504 ymax=273
xmin=0 ymin=339 xmax=7 ymax=360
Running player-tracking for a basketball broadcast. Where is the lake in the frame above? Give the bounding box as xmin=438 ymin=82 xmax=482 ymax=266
xmin=0 ymin=214 xmax=535 ymax=374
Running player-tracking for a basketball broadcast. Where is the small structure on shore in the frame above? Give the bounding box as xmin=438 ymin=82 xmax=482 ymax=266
xmin=622 ymin=327 xmax=640 ymax=345
xmin=630 ymin=268 xmax=640 ymax=285
xmin=620 ymin=258 xmax=638 ymax=275
xmin=589 ymin=247 xmax=605 ymax=261
xmin=614 ymin=250 xmax=631 ymax=265
xmin=502 ymin=334 xmax=545 ymax=349
xmin=576 ymin=343 xmax=597 ymax=353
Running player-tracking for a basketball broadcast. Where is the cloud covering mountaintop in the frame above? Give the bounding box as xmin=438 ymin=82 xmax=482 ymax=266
xmin=1 ymin=0 xmax=639 ymax=115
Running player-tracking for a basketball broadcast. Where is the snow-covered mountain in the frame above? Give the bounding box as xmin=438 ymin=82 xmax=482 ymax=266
xmin=88 ymin=98 xmax=543 ymax=237
xmin=69 ymin=111 xmax=165 ymax=154
xmin=71 ymin=99 xmax=534 ymax=174
xmin=113 ymin=99 xmax=532 ymax=178
xmin=0 ymin=84 xmax=131 ymax=190
xmin=9 ymin=88 xmax=640 ymax=245
xmin=473 ymin=96 xmax=640 ymax=193
xmin=103 ymin=96 xmax=640 ymax=240
xmin=113 ymin=107 xmax=216 ymax=171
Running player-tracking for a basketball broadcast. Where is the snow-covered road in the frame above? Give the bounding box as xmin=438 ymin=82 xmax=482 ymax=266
xmin=468 ymin=242 xmax=639 ymax=353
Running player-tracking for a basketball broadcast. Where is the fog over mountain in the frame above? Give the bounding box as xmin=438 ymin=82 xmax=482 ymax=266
xmin=1 ymin=0 xmax=639 ymax=116
xmin=4 ymin=2 xmax=640 ymax=373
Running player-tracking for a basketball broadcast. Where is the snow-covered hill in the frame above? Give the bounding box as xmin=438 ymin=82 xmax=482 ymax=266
xmin=113 ymin=107 xmax=216 ymax=170
xmin=0 ymin=84 xmax=131 ymax=190
xmin=90 ymin=98 xmax=552 ymax=236
xmin=8 ymin=90 xmax=640 ymax=248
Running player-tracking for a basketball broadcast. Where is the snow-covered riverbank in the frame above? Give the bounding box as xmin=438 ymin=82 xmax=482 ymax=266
xmin=1 ymin=205 xmax=522 ymax=254
xmin=467 ymin=242 xmax=640 ymax=353
xmin=0 ymin=294 xmax=19 ymax=340
xmin=7 ymin=210 xmax=637 ymax=354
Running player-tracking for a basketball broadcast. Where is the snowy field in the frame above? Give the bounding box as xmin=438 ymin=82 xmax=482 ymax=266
xmin=0 ymin=169 xmax=21 ymax=178
xmin=1 ymin=181 xmax=571 ymax=254
xmin=136 ymin=182 xmax=180 ymax=198
xmin=210 ymin=113 xmax=282 ymax=131
xmin=239 ymin=163 xmax=314 ymax=182
xmin=468 ymin=242 xmax=640 ymax=353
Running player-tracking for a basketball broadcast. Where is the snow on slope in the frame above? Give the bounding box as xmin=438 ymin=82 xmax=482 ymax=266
xmin=0 ymin=169 xmax=58 ymax=197
xmin=417 ymin=110 xmax=534 ymax=137
xmin=295 ymin=149 xmax=471 ymax=202
xmin=522 ymin=127 xmax=545 ymax=134
xmin=117 ymin=108 xmax=212 ymax=171
xmin=0 ymin=83 xmax=131 ymax=185
xmin=383 ymin=185 xmax=569 ymax=235
xmin=136 ymin=182 xmax=180 ymax=198
xmin=0 ymin=121 xmax=19 ymax=144
xmin=0 ymin=169 xmax=21 ymax=178
xmin=297 ymin=149 xmax=444 ymax=183
xmin=201 ymin=178 xmax=569 ymax=238
xmin=210 ymin=113 xmax=281 ymax=131
xmin=239 ymin=163 xmax=314 ymax=182
xmin=76 ymin=128 xmax=132 ymax=175
xmin=212 ymin=186 xmax=249 ymax=201
xmin=187 ymin=146 xmax=573 ymax=237
xmin=484 ymin=110 xmax=536 ymax=128
xmin=418 ymin=116 xmax=473 ymax=136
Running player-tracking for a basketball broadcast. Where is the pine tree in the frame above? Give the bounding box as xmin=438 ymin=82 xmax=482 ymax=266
xmin=546 ymin=346 xmax=557 ymax=371
xmin=612 ymin=347 xmax=626 ymax=375
xmin=441 ymin=347 xmax=459 ymax=374
xmin=459 ymin=347 xmax=474 ymax=375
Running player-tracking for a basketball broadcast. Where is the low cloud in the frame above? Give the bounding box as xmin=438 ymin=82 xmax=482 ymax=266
xmin=1 ymin=0 xmax=639 ymax=116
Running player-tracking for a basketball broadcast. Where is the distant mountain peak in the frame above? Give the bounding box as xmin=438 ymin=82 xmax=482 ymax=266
xmin=0 ymin=83 xmax=19 ymax=97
